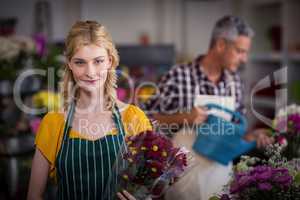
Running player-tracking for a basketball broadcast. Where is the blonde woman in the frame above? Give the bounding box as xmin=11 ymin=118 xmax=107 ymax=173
xmin=27 ymin=21 xmax=152 ymax=200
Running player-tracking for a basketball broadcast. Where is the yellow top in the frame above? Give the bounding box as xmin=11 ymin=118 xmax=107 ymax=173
xmin=35 ymin=104 xmax=152 ymax=179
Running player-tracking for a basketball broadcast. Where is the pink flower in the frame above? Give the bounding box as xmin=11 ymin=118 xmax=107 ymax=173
xmin=30 ymin=118 xmax=41 ymax=134
xmin=277 ymin=135 xmax=288 ymax=146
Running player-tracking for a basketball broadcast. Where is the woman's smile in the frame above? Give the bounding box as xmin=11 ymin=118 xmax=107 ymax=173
xmin=82 ymin=79 xmax=100 ymax=84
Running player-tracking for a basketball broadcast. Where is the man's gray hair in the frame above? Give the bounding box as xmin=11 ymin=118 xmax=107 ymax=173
xmin=209 ymin=15 xmax=254 ymax=48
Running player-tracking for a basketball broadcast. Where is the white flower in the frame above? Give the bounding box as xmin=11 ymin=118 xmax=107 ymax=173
xmin=277 ymin=109 xmax=286 ymax=117
xmin=0 ymin=36 xmax=36 ymax=61
xmin=287 ymin=104 xmax=299 ymax=114
xmin=297 ymin=107 xmax=300 ymax=114
xmin=0 ymin=37 xmax=20 ymax=60
xmin=12 ymin=36 xmax=36 ymax=54
xmin=276 ymin=104 xmax=300 ymax=117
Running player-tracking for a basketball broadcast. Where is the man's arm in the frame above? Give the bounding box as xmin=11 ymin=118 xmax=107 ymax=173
xmin=153 ymin=112 xmax=191 ymax=125
xmin=152 ymin=107 xmax=208 ymax=126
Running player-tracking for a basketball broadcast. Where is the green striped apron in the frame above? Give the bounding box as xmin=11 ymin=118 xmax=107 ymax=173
xmin=56 ymin=101 xmax=127 ymax=200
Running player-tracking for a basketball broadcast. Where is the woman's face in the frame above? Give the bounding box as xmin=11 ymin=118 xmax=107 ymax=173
xmin=68 ymin=44 xmax=112 ymax=92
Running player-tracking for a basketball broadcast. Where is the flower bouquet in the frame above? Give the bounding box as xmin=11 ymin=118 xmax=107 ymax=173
xmin=110 ymin=130 xmax=192 ymax=199
xmin=210 ymin=145 xmax=300 ymax=200
xmin=272 ymin=104 xmax=300 ymax=159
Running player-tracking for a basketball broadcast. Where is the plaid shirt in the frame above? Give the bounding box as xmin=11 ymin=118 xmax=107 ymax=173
xmin=144 ymin=55 xmax=245 ymax=115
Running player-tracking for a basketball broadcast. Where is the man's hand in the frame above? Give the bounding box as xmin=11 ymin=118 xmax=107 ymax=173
xmin=244 ymin=128 xmax=274 ymax=148
xmin=188 ymin=107 xmax=208 ymax=125
xmin=117 ymin=190 xmax=137 ymax=200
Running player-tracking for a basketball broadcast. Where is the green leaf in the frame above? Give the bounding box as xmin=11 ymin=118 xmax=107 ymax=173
xmin=209 ymin=196 xmax=220 ymax=200
xmin=294 ymin=172 xmax=300 ymax=186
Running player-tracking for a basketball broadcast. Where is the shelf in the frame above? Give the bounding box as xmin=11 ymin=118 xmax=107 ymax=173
xmin=117 ymin=45 xmax=175 ymax=68
xmin=288 ymin=53 xmax=300 ymax=63
xmin=249 ymin=0 xmax=282 ymax=6
xmin=250 ymin=52 xmax=283 ymax=63
xmin=250 ymin=52 xmax=300 ymax=63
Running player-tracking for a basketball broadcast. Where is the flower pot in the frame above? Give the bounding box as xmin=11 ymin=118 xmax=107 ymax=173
xmin=0 ymin=133 xmax=35 ymax=156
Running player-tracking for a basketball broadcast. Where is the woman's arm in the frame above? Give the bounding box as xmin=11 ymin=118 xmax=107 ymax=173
xmin=27 ymin=148 xmax=50 ymax=200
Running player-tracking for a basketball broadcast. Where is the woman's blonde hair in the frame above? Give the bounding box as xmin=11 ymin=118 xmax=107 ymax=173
xmin=61 ymin=20 xmax=119 ymax=112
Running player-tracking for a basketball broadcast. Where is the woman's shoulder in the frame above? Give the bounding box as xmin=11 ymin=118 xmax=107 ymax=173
xmin=117 ymin=101 xmax=152 ymax=135
xmin=41 ymin=111 xmax=65 ymax=126
xmin=117 ymin=101 xmax=146 ymax=117
xmin=35 ymin=111 xmax=65 ymax=174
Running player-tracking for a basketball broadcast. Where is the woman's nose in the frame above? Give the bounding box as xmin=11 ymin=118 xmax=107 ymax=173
xmin=86 ymin=63 xmax=96 ymax=77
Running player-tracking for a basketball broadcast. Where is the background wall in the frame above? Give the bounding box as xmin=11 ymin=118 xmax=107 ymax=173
xmin=0 ymin=0 xmax=236 ymax=58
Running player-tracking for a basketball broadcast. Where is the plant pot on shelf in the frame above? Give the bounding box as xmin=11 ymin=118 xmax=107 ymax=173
xmin=0 ymin=80 xmax=13 ymax=96
xmin=0 ymin=133 xmax=35 ymax=199
xmin=267 ymin=25 xmax=282 ymax=51
xmin=0 ymin=133 xmax=35 ymax=156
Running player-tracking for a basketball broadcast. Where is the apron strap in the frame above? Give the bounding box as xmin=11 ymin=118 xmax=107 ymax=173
xmin=62 ymin=100 xmax=76 ymax=141
xmin=225 ymin=70 xmax=236 ymax=106
xmin=112 ymin=104 xmax=126 ymax=138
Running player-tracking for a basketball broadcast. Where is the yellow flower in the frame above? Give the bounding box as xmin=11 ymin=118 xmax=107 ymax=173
xmin=151 ymin=167 xmax=157 ymax=173
xmin=162 ymin=151 xmax=167 ymax=157
xmin=32 ymin=90 xmax=61 ymax=111
xmin=131 ymin=150 xmax=137 ymax=155
xmin=128 ymin=158 xmax=133 ymax=163
xmin=129 ymin=147 xmax=136 ymax=153
xmin=137 ymin=86 xmax=156 ymax=102
xmin=141 ymin=146 xmax=147 ymax=151
xmin=122 ymin=174 xmax=129 ymax=180
xmin=152 ymin=145 xmax=158 ymax=151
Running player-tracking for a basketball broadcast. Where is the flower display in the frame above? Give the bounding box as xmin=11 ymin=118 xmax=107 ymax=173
xmin=210 ymin=145 xmax=300 ymax=200
xmin=114 ymin=130 xmax=191 ymax=199
xmin=230 ymin=165 xmax=292 ymax=194
xmin=272 ymin=104 xmax=300 ymax=159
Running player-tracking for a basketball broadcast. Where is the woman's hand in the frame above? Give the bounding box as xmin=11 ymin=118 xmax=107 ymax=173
xmin=117 ymin=190 xmax=137 ymax=200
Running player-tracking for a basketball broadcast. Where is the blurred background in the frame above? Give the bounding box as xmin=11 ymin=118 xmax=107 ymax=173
xmin=0 ymin=0 xmax=300 ymax=199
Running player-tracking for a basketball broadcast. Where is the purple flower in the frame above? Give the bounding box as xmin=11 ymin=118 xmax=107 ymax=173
xmin=275 ymin=118 xmax=288 ymax=132
xmin=220 ymin=194 xmax=231 ymax=200
xmin=250 ymin=165 xmax=269 ymax=174
xmin=230 ymin=175 xmax=254 ymax=194
xmin=230 ymin=165 xmax=293 ymax=194
xmin=258 ymin=182 xmax=272 ymax=191
xmin=273 ymin=174 xmax=292 ymax=187
xmin=288 ymin=114 xmax=300 ymax=133
xmin=273 ymin=167 xmax=289 ymax=174
xmin=33 ymin=33 xmax=47 ymax=57
xmin=254 ymin=170 xmax=273 ymax=181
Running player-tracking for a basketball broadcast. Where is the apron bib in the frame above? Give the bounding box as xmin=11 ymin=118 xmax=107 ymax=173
xmin=166 ymin=74 xmax=237 ymax=200
xmin=56 ymin=101 xmax=126 ymax=200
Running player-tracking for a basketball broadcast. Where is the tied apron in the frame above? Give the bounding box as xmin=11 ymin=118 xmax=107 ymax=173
xmin=165 ymin=73 xmax=237 ymax=200
xmin=56 ymin=101 xmax=126 ymax=200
